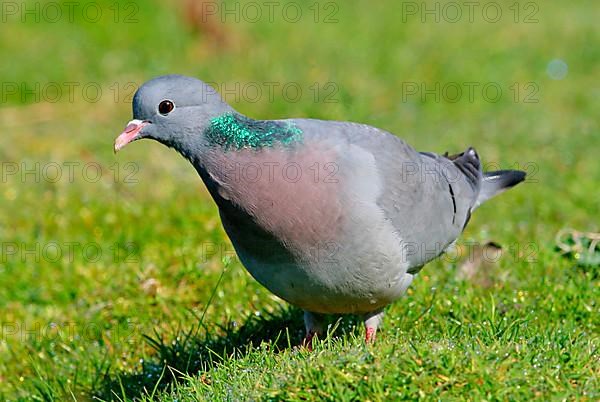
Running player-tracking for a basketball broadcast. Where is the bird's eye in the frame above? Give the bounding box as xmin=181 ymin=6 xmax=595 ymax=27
xmin=158 ymin=100 xmax=175 ymax=115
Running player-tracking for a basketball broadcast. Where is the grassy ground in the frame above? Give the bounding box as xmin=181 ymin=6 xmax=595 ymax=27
xmin=0 ymin=0 xmax=598 ymax=400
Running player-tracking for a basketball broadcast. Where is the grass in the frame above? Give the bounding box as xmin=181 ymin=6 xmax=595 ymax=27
xmin=0 ymin=0 xmax=598 ymax=400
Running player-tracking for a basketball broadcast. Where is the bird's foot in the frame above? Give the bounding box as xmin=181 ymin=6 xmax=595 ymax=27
xmin=363 ymin=309 xmax=384 ymax=344
xmin=301 ymin=331 xmax=317 ymax=351
xmin=302 ymin=311 xmax=326 ymax=351
xmin=365 ymin=326 xmax=377 ymax=343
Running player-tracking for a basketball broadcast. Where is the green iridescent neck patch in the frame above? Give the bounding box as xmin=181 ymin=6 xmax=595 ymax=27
xmin=205 ymin=113 xmax=303 ymax=150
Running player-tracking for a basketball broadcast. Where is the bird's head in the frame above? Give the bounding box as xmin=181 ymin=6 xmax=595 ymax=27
xmin=114 ymin=75 xmax=232 ymax=153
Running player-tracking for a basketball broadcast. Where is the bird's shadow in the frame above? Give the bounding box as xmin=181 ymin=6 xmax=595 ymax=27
xmin=91 ymin=306 xmax=361 ymax=401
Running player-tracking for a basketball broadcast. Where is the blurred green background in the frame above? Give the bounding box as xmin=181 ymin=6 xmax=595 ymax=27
xmin=0 ymin=0 xmax=598 ymax=400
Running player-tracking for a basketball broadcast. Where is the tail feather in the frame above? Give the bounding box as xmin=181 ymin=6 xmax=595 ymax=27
xmin=475 ymin=170 xmax=526 ymax=208
xmin=446 ymin=147 xmax=481 ymax=189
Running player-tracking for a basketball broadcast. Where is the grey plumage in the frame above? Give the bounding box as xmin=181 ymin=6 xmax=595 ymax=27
xmin=114 ymin=75 xmax=526 ymax=343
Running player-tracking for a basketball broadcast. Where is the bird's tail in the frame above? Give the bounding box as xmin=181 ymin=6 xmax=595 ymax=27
xmin=475 ymin=170 xmax=526 ymax=208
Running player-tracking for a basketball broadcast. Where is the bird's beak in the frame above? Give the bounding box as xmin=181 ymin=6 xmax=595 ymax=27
xmin=114 ymin=119 xmax=149 ymax=153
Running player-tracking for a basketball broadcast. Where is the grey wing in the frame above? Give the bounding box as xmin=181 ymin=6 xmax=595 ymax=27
xmin=288 ymin=118 xmax=481 ymax=268
xmin=368 ymin=142 xmax=481 ymax=268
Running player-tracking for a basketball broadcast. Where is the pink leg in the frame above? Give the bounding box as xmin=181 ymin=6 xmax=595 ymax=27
xmin=365 ymin=326 xmax=377 ymax=343
xmin=302 ymin=330 xmax=317 ymax=351
xmin=302 ymin=311 xmax=325 ymax=350
xmin=364 ymin=309 xmax=384 ymax=343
